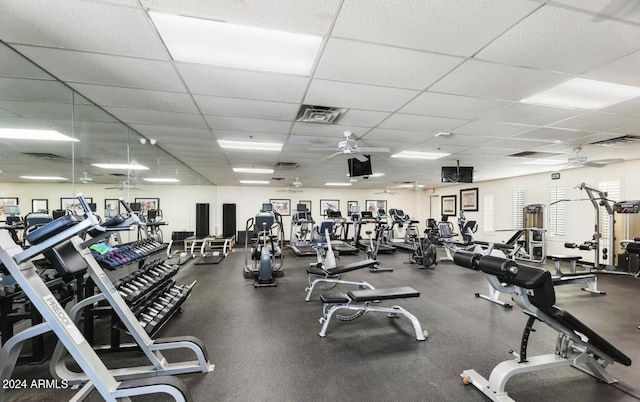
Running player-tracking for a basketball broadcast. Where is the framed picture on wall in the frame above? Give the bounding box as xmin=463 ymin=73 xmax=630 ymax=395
xmin=460 ymin=188 xmax=479 ymax=212
xmin=365 ymin=200 xmax=387 ymax=215
xmin=61 ymin=197 xmax=92 ymax=214
xmin=347 ymin=201 xmax=358 ymax=214
xmin=0 ymin=197 xmax=19 ymax=218
xmin=270 ymin=199 xmax=291 ymax=216
xmin=31 ymin=199 xmax=48 ymax=213
xmin=441 ymin=195 xmax=457 ymax=216
xmin=320 ymin=199 xmax=340 ymax=216
xmin=297 ymin=200 xmax=311 ymax=213
xmin=135 ymin=198 xmax=160 ymax=215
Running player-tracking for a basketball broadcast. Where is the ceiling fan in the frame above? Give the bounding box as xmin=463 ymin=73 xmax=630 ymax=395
xmin=375 ymin=187 xmax=398 ymax=195
xmin=277 ymin=177 xmax=303 ymax=193
xmin=309 ymin=131 xmax=390 ymax=162
xmin=565 ymin=147 xmax=624 ymax=168
xmin=105 ymin=180 xmax=141 ymax=191
xmin=78 ymin=172 xmax=93 ymax=183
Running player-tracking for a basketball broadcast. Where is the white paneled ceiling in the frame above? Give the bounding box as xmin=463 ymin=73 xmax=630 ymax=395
xmin=1 ymin=0 xmax=640 ymax=190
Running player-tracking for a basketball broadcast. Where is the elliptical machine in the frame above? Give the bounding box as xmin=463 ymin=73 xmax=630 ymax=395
xmin=244 ymin=203 xmax=284 ymax=287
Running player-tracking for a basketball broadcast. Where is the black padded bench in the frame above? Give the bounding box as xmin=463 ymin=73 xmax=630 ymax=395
xmin=452 ymin=251 xmax=630 ymax=401
xmin=304 ymin=259 xmax=378 ymax=301
xmin=318 ymin=286 xmax=426 ymax=340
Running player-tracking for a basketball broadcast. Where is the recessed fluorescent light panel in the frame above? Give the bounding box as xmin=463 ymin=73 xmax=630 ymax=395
xmin=240 ymin=180 xmax=270 ymax=184
xmin=143 ymin=178 xmax=180 ymax=183
xmin=0 ymin=128 xmax=79 ymax=142
xmin=149 ymin=11 xmax=322 ymax=75
xmin=325 ymin=182 xmax=352 ymax=186
xmin=522 ymin=78 xmax=640 ymax=110
xmin=20 ymin=176 xmax=68 ymax=180
xmin=92 ymin=163 xmax=149 ymax=170
xmin=391 ymin=151 xmax=450 ymax=160
xmin=218 ymin=140 xmax=283 ymax=151
xmin=233 ymin=168 xmax=274 ymax=174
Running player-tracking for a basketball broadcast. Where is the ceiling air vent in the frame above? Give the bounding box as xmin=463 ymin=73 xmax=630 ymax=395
xmin=271 ymin=177 xmax=285 ymax=181
xmin=277 ymin=162 xmax=300 ymax=168
xmin=297 ymin=105 xmax=346 ymax=124
xmin=109 ymin=173 xmax=128 ymax=177
xmin=509 ymin=151 xmax=562 ymax=158
xmin=21 ymin=152 xmax=67 ymax=160
xmin=591 ymin=135 xmax=640 ymax=146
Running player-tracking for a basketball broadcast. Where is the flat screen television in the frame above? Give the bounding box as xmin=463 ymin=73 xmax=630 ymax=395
xmin=129 ymin=202 xmax=142 ymax=212
xmin=441 ymin=166 xmax=473 ymax=183
xmin=347 ymin=155 xmax=373 ymax=177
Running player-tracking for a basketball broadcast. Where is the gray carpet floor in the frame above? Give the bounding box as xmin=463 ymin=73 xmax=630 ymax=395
xmin=6 ymin=246 xmax=640 ymax=401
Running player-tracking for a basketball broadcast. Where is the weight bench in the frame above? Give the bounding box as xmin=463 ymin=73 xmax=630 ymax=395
xmin=305 ymin=258 xmax=378 ymax=301
xmin=547 ymin=254 xmax=604 ymax=294
xmin=453 ymin=251 xmax=630 ymax=402
xmin=318 ymin=286 xmax=427 ymax=341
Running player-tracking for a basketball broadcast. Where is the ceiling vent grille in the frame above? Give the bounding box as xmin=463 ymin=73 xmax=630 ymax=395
xmin=591 ymin=135 xmax=640 ymax=146
xmin=297 ymin=105 xmax=346 ymax=124
xmin=509 ymin=151 xmax=562 ymax=158
xmin=277 ymin=162 xmax=300 ymax=168
xmin=21 ymin=152 xmax=67 ymax=160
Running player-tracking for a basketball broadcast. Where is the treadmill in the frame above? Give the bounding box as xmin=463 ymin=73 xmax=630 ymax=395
xmin=289 ymin=204 xmax=316 ymax=256
xmin=386 ymin=209 xmax=418 ymax=252
xmin=325 ymin=210 xmax=359 ymax=254
xmin=354 ymin=211 xmax=396 ymax=253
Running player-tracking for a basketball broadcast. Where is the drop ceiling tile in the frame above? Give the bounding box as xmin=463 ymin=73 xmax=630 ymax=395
xmin=481 ymin=103 xmax=582 ymax=126
xmin=315 ymin=38 xmax=463 ymax=90
xmin=0 ymin=77 xmax=72 ymax=103
xmin=106 ymin=107 xmax=207 ymax=128
xmin=585 ymin=50 xmax=640 ymax=87
xmin=455 ymin=120 xmax=537 ymax=138
xmin=511 ymin=127 xmax=592 ymax=142
xmin=0 ymin=101 xmax=72 ymax=120
xmin=211 ymin=130 xmax=289 ymax=144
xmin=177 ymin=63 xmax=308 ymax=102
xmin=602 ymin=96 xmax=640 ymax=117
xmin=290 ymin=122 xmax=369 ymax=137
xmin=0 ymin=45 xmax=56 ymax=80
xmin=332 ymin=0 xmax=541 ymax=56
xmin=193 ymin=96 xmax=299 ymax=121
xmin=305 ymin=80 xmax=419 ymax=112
xmin=70 ymin=84 xmax=197 ymax=113
xmin=337 ymin=110 xmax=391 ymax=127
xmin=131 ymin=125 xmax=213 ymax=141
xmin=551 ymin=0 xmax=640 ymax=23
xmin=486 ymin=138 xmax=550 ymax=149
xmin=424 ymin=134 xmax=498 ymax=148
xmin=14 ymin=46 xmax=185 ymax=92
xmin=379 ymin=113 xmax=468 ymax=132
xmin=429 ymin=60 xmax=567 ymax=102
xmin=549 ymin=112 xmax=636 ymax=132
xmin=457 ymin=147 xmax=522 ymax=157
xmin=399 ymin=92 xmax=511 ymax=120
xmin=363 ymin=128 xmax=431 ymax=143
xmin=142 ymin=0 xmax=340 ymax=34
xmin=204 ymin=116 xmax=291 ymax=134
xmin=1 ymin=0 xmax=168 ymax=59
xmin=477 ymin=5 xmax=640 ymax=74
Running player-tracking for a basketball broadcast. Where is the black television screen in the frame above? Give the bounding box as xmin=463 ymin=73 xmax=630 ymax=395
xmin=441 ymin=166 xmax=473 ymax=183
xmin=347 ymin=155 xmax=373 ymax=177
xmin=262 ymin=203 xmax=273 ymax=212
xmin=129 ymin=202 xmax=142 ymax=212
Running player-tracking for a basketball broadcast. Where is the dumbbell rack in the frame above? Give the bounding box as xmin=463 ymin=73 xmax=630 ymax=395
xmin=81 ymin=239 xmax=194 ymax=351
xmin=90 ymin=238 xmax=165 ymax=270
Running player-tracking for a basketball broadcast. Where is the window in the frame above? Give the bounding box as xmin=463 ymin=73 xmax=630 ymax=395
xmin=483 ymin=194 xmax=494 ymax=233
xmin=598 ymin=180 xmax=621 ymax=241
xmin=512 ymin=189 xmax=526 ymax=229
xmin=549 ymin=186 xmax=566 ymax=237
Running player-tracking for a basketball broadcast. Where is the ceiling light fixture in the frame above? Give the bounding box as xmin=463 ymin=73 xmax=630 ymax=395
xmin=218 ymin=140 xmax=283 ymax=151
xmin=149 ymin=11 xmax=322 ymax=76
xmin=233 ymin=167 xmax=275 ymax=174
xmin=0 ymin=128 xmax=79 ymax=142
xmin=325 ymin=182 xmax=352 ymax=186
xmin=143 ymin=178 xmax=180 ymax=183
xmin=391 ymin=151 xmax=450 ymax=160
xmin=521 ymin=77 xmax=640 ymax=110
xmin=240 ymin=180 xmax=270 ymax=184
xmin=92 ymin=163 xmax=149 ymax=170
xmin=20 ymin=175 xmax=68 ymax=180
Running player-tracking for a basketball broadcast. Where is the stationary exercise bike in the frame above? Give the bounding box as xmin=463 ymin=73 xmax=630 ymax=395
xmin=406 ymin=232 xmax=437 ymax=269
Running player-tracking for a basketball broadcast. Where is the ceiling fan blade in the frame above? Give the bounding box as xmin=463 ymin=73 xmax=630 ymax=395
xmin=354 ymin=153 xmax=369 ymax=162
xmin=590 ymin=158 xmax=624 ymax=165
xmin=322 ymin=152 xmax=343 ymax=161
xmin=358 ymin=147 xmax=390 ymax=153
xmin=308 ymin=147 xmax=339 ymax=151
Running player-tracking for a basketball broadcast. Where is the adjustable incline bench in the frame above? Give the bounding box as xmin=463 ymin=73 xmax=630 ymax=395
xmin=305 ymin=258 xmax=378 ymax=301
xmin=453 ymin=250 xmax=631 ymax=402
xmin=318 ymin=286 xmax=427 ymax=340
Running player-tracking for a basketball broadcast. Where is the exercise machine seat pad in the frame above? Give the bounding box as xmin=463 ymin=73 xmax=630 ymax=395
xmin=348 ymin=286 xmax=420 ymax=302
xmin=26 ymin=214 xmax=83 ymax=245
xmin=626 ymin=242 xmax=640 ymax=255
xmin=320 ymin=293 xmax=351 ymax=304
xmin=541 ymin=305 xmax=632 ymax=366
